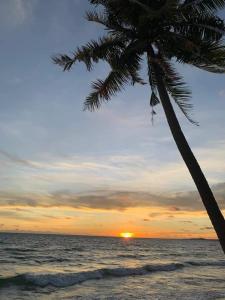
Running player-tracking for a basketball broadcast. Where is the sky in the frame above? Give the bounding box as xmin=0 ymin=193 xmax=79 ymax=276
xmin=0 ymin=0 xmax=225 ymax=238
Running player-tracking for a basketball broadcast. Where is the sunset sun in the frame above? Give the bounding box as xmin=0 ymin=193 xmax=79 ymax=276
xmin=120 ymin=232 xmax=134 ymax=238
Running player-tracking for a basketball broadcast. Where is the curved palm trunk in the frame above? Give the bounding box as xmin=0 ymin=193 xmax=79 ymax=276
xmin=153 ymin=62 xmax=225 ymax=254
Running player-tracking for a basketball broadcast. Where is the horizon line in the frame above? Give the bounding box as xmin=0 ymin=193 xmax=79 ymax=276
xmin=0 ymin=231 xmax=217 ymax=240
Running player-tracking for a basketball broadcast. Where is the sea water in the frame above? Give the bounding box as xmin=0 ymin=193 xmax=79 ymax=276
xmin=0 ymin=233 xmax=224 ymax=299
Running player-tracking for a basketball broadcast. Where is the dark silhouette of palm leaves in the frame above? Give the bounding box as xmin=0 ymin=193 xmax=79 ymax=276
xmin=53 ymin=0 xmax=225 ymax=123
xmin=181 ymin=0 xmax=225 ymax=12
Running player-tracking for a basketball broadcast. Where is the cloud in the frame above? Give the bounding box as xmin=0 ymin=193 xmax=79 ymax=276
xmin=167 ymin=215 xmax=175 ymax=219
xmin=0 ymin=149 xmax=40 ymax=168
xmin=1 ymin=140 xmax=225 ymax=195
xmin=0 ymin=210 xmax=38 ymax=221
xmin=200 ymin=226 xmax=213 ymax=231
xmin=219 ymin=89 xmax=225 ymax=98
xmin=0 ymin=150 xmax=142 ymax=173
xmin=149 ymin=212 xmax=161 ymax=218
xmin=0 ymin=182 xmax=224 ymax=212
xmin=181 ymin=220 xmax=193 ymax=223
xmin=169 ymin=206 xmax=181 ymax=211
xmin=41 ymin=215 xmax=74 ymax=220
xmin=0 ymin=0 xmax=37 ymax=28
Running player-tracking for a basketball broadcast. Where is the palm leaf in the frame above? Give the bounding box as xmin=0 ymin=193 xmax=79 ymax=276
xmin=86 ymin=10 xmax=136 ymax=39
xmin=174 ymin=11 xmax=225 ymax=42
xmin=52 ymin=35 xmax=125 ymax=71
xmin=84 ymin=69 xmax=129 ymax=111
xmin=158 ymin=57 xmax=198 ymax=125
xmin=185 ymin=41 xmax=225 ymax=72
xmin=181 ymin=0 xmax=225 ymax=11
xmin=84 ymin=44 xmax=144 ymax=110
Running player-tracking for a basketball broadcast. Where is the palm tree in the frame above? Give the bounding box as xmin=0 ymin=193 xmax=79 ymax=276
xmin=53 ymin=0 xmax=225 ymax=253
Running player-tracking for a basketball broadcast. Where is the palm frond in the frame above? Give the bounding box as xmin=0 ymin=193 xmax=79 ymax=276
xmin=184 ymin=41 xmax=225 ymax=72
xmin=108 ymin=40 xmax=145 ymax=85
xmin=86 ymin=10 xmax=136 ymax=39
xmin=127 ymin=0 xmax=154 ymax=13
xmin=147 ymin=53 xmax=158 ymax=92
xmin=181 ymin=0 xmax=225 ymax=12
xmin=147 ymin=55 xmax=160 ymax=122
xmin=90 ymin=0 xmax=110 ymax=5
xmin=52 ymin=55 xmax=75 ymax=71
xmin=86 ymin=10 xmax=108 ymax=26
xmin=160 ymin=32 xmax=225 ymax=73
xmin=84 ymin=43 xmax=144 ymax=110
xmin=174 ymin=12 xmax=225 ymax=42
xmin=84 ymin=69 xmax=129 ymax=111
xmin=192 ymin=40 xmax=225 ymax=72
xmin=130 ymin=69 xmax=146 ymax=85
xmin=52 ymin=35 xmax=125 ymax=71
xmin=159 ymin=57 xmax=198 ymax=125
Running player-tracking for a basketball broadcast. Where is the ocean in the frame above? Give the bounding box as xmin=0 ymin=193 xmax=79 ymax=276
xmin=0 ymin=233 xmax=224 ymax=300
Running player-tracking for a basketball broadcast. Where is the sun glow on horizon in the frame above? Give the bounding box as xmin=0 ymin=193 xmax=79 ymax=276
xmin=120 ymin=232 xmax=134 ymax=238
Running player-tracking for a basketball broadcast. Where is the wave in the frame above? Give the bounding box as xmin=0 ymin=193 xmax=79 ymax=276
xmin=33 ymin=255 xmax=71 ymax=261
xmin=186 ymin=260 xmax=225 ymax=267
xmin=117 ymin=254 xmax=147 ymax=259
xmin=2 ymin=247 xmax=37 ymax=252
xmin=0 ymin=262 xmax=183 ymax=288
xmin=0 ymin=260 xmax=224 ymax=288
xmin=2 ymin=254 xmax=72 ymax=263
xmin=64 ymin=247 xmax=84 ymax=252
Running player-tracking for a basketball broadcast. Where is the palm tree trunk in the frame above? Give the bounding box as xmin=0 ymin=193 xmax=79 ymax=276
xmin=152 ymin=62 xmax=225 ymax=254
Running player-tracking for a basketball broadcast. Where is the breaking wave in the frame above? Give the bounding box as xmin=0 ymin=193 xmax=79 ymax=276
xmin=0 ymin=260 xmax=224 ymax=288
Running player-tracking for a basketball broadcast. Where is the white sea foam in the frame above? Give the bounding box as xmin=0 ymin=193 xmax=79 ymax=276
xmin=2 ymin=260 xmax=224 ymax=288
